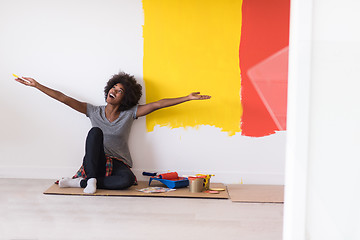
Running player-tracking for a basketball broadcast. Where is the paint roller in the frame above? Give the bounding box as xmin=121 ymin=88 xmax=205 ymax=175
xmin=158 ymin=172 xmax=179 ymax=180
xmin=142 ymin=171 xmax=179 ymax=180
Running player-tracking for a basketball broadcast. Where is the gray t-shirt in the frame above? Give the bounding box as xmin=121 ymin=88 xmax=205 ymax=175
xmin=86 ymin=103 xmax=138 ymax=167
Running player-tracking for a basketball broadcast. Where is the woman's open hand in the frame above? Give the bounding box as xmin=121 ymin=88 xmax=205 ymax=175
xmin=14 ymin=76 xmax=38 ymax=88
xmin=188 ymin=92 xmax=211 ymax=100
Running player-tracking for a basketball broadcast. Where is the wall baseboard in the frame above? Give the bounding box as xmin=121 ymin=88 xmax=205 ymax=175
xmin=0 ymin=166 xmax=284 ymax=185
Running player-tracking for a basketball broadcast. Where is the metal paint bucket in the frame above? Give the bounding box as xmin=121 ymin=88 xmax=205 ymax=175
xmin=188 ymin=176 xmax=205 ymax=193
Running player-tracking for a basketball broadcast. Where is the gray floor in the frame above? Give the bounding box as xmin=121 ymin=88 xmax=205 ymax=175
xmin=0 ymin=179 xmax=283 ymax=240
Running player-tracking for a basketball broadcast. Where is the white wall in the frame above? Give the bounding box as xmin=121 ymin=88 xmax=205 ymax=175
xmin=283 ymin=0 xmax=360 ymax=239
xmin=0 ymin=0 xmax=286 ymax=184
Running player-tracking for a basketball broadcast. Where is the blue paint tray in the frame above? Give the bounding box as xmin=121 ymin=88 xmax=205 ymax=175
xmin=148 ymin=177 xmax=189 ymax=189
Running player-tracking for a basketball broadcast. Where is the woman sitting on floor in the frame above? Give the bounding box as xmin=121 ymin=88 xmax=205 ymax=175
xmin=15 ymin=72 xmax=210 ymax=194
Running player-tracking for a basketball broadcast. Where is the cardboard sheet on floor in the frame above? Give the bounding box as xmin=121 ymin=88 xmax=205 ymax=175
xmin=227 ymin=184 xmax=284 ymax=203
xmin=43 ymin=181 xmax=229 ymax=199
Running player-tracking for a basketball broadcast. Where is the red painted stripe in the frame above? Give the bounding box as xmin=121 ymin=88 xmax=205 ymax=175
xmin=240 ymin=0 xmax=290 ymax=137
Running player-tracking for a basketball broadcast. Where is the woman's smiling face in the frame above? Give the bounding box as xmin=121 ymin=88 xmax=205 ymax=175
xmin=106 ymin=83 xmax=125 ymax=105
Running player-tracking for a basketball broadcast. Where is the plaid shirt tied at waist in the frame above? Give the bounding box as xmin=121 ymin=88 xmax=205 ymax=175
xmin=56 ymin=155 xmax=136 ymax=185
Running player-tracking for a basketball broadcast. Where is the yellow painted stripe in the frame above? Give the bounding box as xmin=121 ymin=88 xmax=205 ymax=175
xmin=143 ymin=0 xmax=242 ymax=136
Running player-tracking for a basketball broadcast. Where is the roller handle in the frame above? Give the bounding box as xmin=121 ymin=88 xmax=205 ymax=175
xmin=142 ymin=171 xmax=157 ymax=176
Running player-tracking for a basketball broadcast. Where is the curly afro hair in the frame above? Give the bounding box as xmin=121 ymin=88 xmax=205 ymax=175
xmin=104 ymin=72 xmax=142 ymax=111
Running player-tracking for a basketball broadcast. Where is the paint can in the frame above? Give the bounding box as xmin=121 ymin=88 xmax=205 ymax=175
xmin=196 ymin=174 xmax=214 ymax=190
xmin=188 ymin=176 xmax=205 ymax=193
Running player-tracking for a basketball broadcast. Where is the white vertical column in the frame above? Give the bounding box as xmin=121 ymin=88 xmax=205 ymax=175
xmin=283 ymin=0 xmax=314 ymax=239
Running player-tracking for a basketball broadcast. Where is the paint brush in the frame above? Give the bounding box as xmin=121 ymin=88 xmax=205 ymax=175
xmin=13 ymin=73 xmax=31 ymax=84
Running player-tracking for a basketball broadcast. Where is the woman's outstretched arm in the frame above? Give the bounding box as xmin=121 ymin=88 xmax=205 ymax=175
xmin=136 ymin=92 xmax=211 ymax=118
xmin=15 ymin=77 xmax=87 ymax=114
